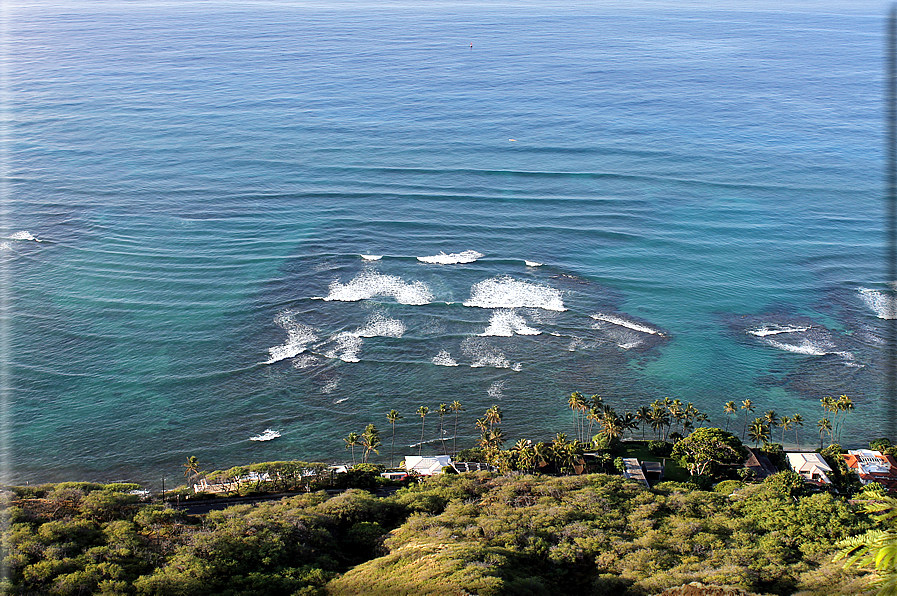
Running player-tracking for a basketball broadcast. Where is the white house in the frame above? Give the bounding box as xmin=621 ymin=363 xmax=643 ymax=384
xmin=786 ymin=452 xmax=833 ymax=485
xmin=404 ymin=455 xmax=452 ymax=476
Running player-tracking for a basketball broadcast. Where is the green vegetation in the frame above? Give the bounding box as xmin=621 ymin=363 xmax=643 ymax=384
xmin=1 ymin=472 xmax=877 ymax=595
xmin=3 ymin=390 xmax=886 ymax=595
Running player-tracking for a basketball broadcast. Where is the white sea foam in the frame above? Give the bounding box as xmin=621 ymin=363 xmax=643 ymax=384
xmin=292 ymin=355 xmax=320 ymax=369
xmin=464 ymin=276 xmax=566 ymax=311
xmin=8 ymin=231 xmax=39 ymax=241
xmin=0 ymin=243 xmax=10 ymax=251
xmin=354 ymin=313 xmax=406 ymax=338
xmin=266 ymin=313 xmax=318 ymax=364
xmin=432 ymin=350 xmax=459 ymax=366
xmin=322 ymin=378 xmax=340 ymax=394
xmin=417 ymin=250 xmax=484 ymax=265
xmin=747 ymin=324 xmax=811 ymax=337
xmin=333 ymin=396 xmax=349 ymax=404
xmin=462 ymin=337 xmax=511 ymax=369
xmin=324 ymin=332 xmax=363 ymax=363
xmin=321 ymin=271 xmax=433 ymax=305
xmin=859 ymin=288 xmax=897 ymax=320
xmin=480 ymin=310 xmax=541 ymax=337
xmin=511 ymin=362 xmax=522 ymax=371
xmin=762 ymin=338 xmax=829 ymax=356
xmin=591 ymin=313 xmax=663 ymax=336
xmin=488 ymin=381 xmax=505 ymax=399
xmin=525 ymin=260 xmax=542 ymax=267
xmin=360 ymin=254 xmax=382 ymax=261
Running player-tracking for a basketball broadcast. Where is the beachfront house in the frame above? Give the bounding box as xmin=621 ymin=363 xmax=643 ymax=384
xmin=843 ymin=449 xmax=897 ymax=492
xmin=744 ymin=448 xmax=778 ymax=480
xmin=404 ymin=455 xmax=452 ymax=476
xmin=786 ymin=452 xmax=833 ymax=486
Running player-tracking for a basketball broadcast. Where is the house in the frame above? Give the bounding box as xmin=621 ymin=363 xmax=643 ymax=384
xmin=843 ymin=449 xmax=897 ymax=492
xmin=786 ymin=452 xmax=833 ymax=485
xmin=744 ymin=448 xmax=778 ymax=480
xmin=404 ymin=455 xmax=453 ymax=476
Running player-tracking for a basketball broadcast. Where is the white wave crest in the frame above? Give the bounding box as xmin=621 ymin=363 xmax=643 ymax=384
xmin=8 ymin=231 xmax=39 ymax=241
xmin=525 ymin=260 xmax=542 ymax=267
xmin=462 ymin=337 xmax=511 ymax=369
xmin=762 ymin=338 xmax=829 ymax=356
xmin=488 ymin=381 xmax=505 ymax=399
xmin=511 ymin=362 xmax=522 ymax=371
xmin=859 ymin=288 xmax=897 ymax=320
xmin=266 ymin=313 xmax=318 ymax=364
xmin=747 ymin=324 xmax=811 ymax=337
xmin=0 ymin=242 xmax=10 ymax=251
xmin=354 ymin=313 xmax=406 ymax=338
xmin=292 ymin=355 xmax=320 ymax=369
xmin=480 ymin=310 xmax=541 ymax=337
xmin=324 ymin=332 xmax=363 ymax=363
xmin=361 ymin=254 xmax=382 ymax=261
xmin=464 ymin=276 xmax=566 ymax=311
xmin=321 ymin=271 xmax=433 ymax=305
xmin=591 ymin=313 xmax=663 ymax=336
xmin=417 ymin=250 xmax=484 ymax=265
xmin=432 ymin=350 xmax=459 ymax=366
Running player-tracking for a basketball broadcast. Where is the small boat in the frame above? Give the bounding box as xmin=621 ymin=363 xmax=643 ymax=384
xmin=250 ymin=429 xmax=281 ymax=442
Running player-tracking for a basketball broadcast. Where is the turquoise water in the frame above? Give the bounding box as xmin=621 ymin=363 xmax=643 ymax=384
xmin=3 ymin=1 xmax=892 ymax=486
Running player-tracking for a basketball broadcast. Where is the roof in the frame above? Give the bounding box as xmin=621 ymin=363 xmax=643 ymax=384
xmin=744 ymin=448 xmax=778 ymax=479
xmin=786 ymin=452 xmax=833 ymax=484
xmin=404 ymin=455 xmax=453 ymax=475
xmin=451 ymin=462 xmax=497 ymax=473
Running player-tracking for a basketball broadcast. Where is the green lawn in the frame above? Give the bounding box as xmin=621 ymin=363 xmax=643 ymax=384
xmin=616 ymin=441 xmax=691 ymax=483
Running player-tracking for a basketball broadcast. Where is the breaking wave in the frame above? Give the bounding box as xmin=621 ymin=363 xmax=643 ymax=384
xmin=762 ymin=338 xmax=830 ymax=356
xmin=525 ymin=260 xmax=542 ymax=267
xmin=7 ymin=231 xmax=39 ymax=241
xmin=591 ymin=313 xmax=664 ymax=336
xmin=417 ymin=250 xmax=484 ymax=264
xmin=292 ymin=355 xmax=320 ymax=369
xmin=747 ymin=324 xmax=811 ymax=337
xmin=432 ymin=350 xmax=459 ymax=366
xmin=320 ymin=271 xmax=433 ymax=305
xmin=859 ymin=288 xmax=897 ymax=320
xmin=488 ymin=381 xmax=505 ymax=399
xmin=360 ymin=254 xmax=382 ymax=261
xmin=464 ymin=276 xmax=566 ymax=311
xmin=324 ymin=332 xmax=363 ymax=363
xmin=480 ymin=310 xmax=541 ymax=337
xmin=322 ymin=378 xmax=340 ymax=394
xmin=266 ymin=312 xmax=318 ymax=364
xmin=462 ymin=337 xmax=512 ymax=369
xmin=354 ymin=313 xmax=406 ymax=338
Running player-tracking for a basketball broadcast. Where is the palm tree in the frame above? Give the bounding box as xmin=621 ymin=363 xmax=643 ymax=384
xmin=723 ymin=401 xmax=737 ymax=432
xmin=791 ymin=413 xmax=804 ymax=448
xmin=599 ymin=410 xmax=625 ymax=443
xmin=741 ymin=399 xmax=754 ymax=440
xmin=747 ymin=418 xmax=770 ymax=448
xmin=636 ymin=406 xmax=651 ymax=440
xmin=450 ymin=400 xmax=464 ymax=455
xmin=344 ymin=432 xmax=361 ymax=465
xmin=485 ymin=404 xmax=503 ymax=430
xmin=818 ymin=418 xmax=832 ymax=449
xmin=183 ymin=456 xmax=202 ymax=486
xmin=386 ymin=409 xmax=402 ymax=467
xmin=438 ymin=403 xmax=450 ymax=454
xmin=416 ymin=406 xmax=429 ymax=456
xmin=586 ymin=407 xmax=601 ymax=441
xmin=836 ymin=394 xmax=854 ymax=443
xmin=764 ymin=410 xmax=780 ymax=436
xmin=568 ymin=391 xmax=587 ymax=442
xmin=649 ymin=404 xmax=670 ymax=440
xmin=361 ymin=423 xmax=381 ymax=463
xmin=779 ymin=415 xmax=792 ymax=444
xmin=696 ymin=412 xmax=710 ymax=428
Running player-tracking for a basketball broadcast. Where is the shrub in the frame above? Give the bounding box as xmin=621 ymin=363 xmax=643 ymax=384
xmin=870 ymin=438 xmax=892 ymax=452
xmin=648 ymin=440 xmax=673 ymax=457
xmin=714 ymin=479 xmax=745 ymax=494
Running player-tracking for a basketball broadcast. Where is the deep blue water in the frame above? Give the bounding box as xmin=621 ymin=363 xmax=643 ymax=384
xmin=3 ymin=1 xmax=893 ymax=486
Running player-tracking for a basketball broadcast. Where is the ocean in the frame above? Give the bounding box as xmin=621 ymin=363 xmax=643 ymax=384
xmin=3 ymin=0 xmax=892 ymax=487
